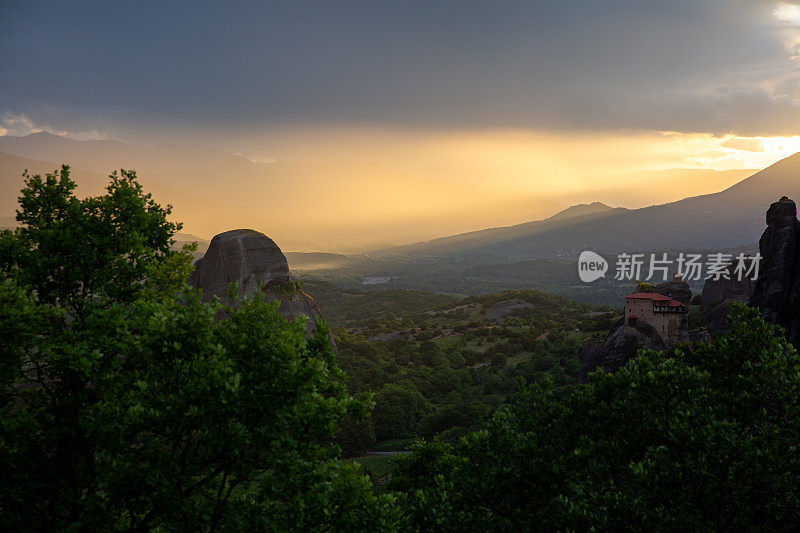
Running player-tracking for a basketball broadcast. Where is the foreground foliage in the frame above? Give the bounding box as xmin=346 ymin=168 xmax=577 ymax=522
xmin=331 ymin=290 xmax=615 ymax=454
xmin=389 ymin=304 xmax=800 ymax=530
xmin=4 ymin=166 xmax=800 ymax=531
xmin=0 ymin=167 xmax=397 ymax=531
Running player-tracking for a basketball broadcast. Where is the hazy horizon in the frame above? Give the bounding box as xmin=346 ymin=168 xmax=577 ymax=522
xmin=2 ymin=1 xmax=800 ymax=250
xmin=0 ymin=130 xmax=781 ymax=251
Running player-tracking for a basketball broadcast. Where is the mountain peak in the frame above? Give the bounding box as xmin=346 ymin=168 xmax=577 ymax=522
xmin=26 ymin=131 xmax=56 ymax=137
xmin=546 ymin=201 xmax=614 ymax=221
xmin=18 ymin=131 xmax=67 ymax=141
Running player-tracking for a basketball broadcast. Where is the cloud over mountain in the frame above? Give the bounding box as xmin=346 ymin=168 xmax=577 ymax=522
xmin=2 ymin=1 xmax=799 ymax=138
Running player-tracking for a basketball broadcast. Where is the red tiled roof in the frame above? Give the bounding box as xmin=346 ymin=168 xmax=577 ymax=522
xmin=625 ymin=292 xmax=671 ymax=300
xmin=625 ymin=292 xmax=685 ymax=309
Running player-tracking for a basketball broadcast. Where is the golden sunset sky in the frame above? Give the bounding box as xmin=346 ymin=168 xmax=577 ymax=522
xmin=1 ymin=1 xmax=800 ymax=249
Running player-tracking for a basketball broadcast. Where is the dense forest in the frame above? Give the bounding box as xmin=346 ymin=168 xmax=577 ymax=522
xmin=299 ymin=281 xmax=617 ymax=454
xmin=2 ymin=168 xmax=800 ymax=530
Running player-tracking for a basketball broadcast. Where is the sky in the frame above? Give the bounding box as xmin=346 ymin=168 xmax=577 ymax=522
xmin=1 ymin=1 xmax=800 ymax=247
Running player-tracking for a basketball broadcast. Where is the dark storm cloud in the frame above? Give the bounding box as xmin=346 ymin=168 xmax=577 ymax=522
xmin=1 ymin=0 xmax=798 ymax=135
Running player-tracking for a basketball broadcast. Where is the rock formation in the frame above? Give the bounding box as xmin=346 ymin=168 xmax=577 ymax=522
xmin=653 ymin=275 xmax=692 ymax=306
xmin=700 ymin=263 xmax=756 ymax=333
xmin=698 ymin=197 xmax=800 ymax=342
xmin=580 ymin=196 xmax=800 ymax=381
xmin=749 ymin=197 xmax=800 ymax=348
xmin=188 ymin=229 xmax=331 ymax=341
xmin=578 ymin=278 xmax=689 ymax=382
xmin=577 ymin=320 xmax=665 ymax=382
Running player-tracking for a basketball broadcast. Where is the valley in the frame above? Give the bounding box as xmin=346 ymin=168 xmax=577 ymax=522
xmin=6 ymin=2 xmax=800 ymax=528
xmin=310 ymin=282 xmax=619 ymax=456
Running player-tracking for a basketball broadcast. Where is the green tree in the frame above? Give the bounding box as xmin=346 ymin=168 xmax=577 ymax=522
xmin=390 ymin=304 xmax=800 ymax=530
xmin=0 ymin=167 xmax=398 ymax=531
xmin=372 ymin=382 xmax=429 ymax=441
xmin=635 ymin=280 xmax=653 ymax=293
xmin=1 ymin=167 xmax=184 ymax=317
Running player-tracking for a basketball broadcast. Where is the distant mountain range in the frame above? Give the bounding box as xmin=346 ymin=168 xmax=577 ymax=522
xmin=4 ymin=132 xmax=792 ymax=305
xmin=1 ymin=132 xmax=790 ymax=260
xmin=0 ymin=132 xmax=758 ymax=251
xmin=383 ymin=152 xmax=800 ymax=261
xmin=0 ymin=132 xmax=568 ymax=250
xmin=545 ymin=201 xmax=617 ymax=221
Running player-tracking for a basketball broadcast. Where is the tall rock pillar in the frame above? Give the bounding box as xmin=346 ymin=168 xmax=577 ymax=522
xmin=749 ymin=197 xmax=800 ymax=347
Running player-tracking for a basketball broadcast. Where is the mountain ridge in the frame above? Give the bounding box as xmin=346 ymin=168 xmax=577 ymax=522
xmin=1 ymin=132 xmax=788 ymax=255
xmin=546 ymin=201 xmax=615 ymax=221
xmin=382 ymin=152 xmax=800 ymax=261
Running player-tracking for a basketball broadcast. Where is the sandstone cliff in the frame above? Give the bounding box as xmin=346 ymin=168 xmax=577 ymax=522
xmin=699 ymin=197 xmax=800 ymax=344
xmin=749 ymin=197 xmax=800 ymax=348
xmin=577 ymin=320 xmax=665 ymax=382
xmin=579 ymin=196 xmax=800 ymax=382
xmin=653 ymin=276 xmax=692 ymax=306
xmin=188 ymin=229 xmax=331 ymax=341
xmin=700 ymin=263 xmax=755 ymax=333
xmin=577 ymin=277 xmax=690 ymax=382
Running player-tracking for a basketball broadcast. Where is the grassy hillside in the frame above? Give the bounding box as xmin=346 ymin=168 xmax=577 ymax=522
xmin=301 ymin=281 xmax=620 ymax=455
xmin=299 ymin=279 xmax=459 ymax=327
xmin=296 ymin=241 xmax=755 ymax=306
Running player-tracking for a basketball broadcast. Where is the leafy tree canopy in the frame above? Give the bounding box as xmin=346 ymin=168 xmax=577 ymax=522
xmin=390 ymin=304 xmax=800 ymax=531
xmin=0 ymin=166 xmax=398 ymax=531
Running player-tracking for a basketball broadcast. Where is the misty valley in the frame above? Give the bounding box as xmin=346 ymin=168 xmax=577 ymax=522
xmin=3 ymin=152 xmax=800 ymax=530
xmin=4 ymin=1 xmax=800 ymax=530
